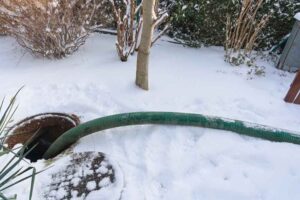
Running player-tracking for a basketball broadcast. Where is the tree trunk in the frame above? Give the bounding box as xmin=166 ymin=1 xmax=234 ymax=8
xmin=135 ymin=0 xmax=155 ymax=90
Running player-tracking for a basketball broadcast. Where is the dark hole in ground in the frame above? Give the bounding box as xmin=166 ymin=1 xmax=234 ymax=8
xmin=5 ymin=113 xmax=80 ymax=162
xmin=25 ymin=126 xmax=67 ymax=162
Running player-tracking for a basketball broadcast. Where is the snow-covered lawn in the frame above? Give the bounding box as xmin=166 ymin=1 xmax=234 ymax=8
xmin=1 ymin=34 xmax=300 ymax=200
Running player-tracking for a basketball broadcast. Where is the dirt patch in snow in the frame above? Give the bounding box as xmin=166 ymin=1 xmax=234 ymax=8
xmin=44 ymin=152 xmax=115 ymax=200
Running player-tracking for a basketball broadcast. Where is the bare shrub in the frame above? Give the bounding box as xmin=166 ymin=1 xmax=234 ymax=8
xmin=0 ymin=0 xmax=100 ymax=58
xmin=110 ymin=0 xmax=169 ymax=62
xmin=225 ymin=0 xmax=270 ymax=66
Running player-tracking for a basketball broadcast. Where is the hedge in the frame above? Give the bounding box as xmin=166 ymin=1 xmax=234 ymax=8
xmin=164 ymin=0 xmax=300 ymax=50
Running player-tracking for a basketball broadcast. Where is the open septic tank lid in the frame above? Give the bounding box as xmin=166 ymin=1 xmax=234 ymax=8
xmin=277 ymin=13 xmax=300 ymax=72
xmin=5 ymin=113 xmax=80 ymax=162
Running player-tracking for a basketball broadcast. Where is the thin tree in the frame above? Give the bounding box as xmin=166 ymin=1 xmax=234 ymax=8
xmin=135 ymin=0 xmax=156 ymax=90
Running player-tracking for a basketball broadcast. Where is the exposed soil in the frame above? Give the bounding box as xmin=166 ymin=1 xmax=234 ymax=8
xmin=44 ymin=152 xmax=115 ymax=200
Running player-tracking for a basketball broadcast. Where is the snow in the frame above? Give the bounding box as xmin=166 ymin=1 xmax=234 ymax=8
xmin=71 ymin=177 xmax=81 ymax=187
xmin=87 ymin=181 xmax=97 ymax=191
xmin=1 ymin=33 xmax=300 ymax=199
xmin=295 ymin=12 xmax=300 ymax=21
xmin=99 ymin=177 xmax=111 ymax=187
xmin=97 ymin=165 xmax=109 ymax=174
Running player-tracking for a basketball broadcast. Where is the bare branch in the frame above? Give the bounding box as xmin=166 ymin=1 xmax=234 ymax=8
xmin=151 ymin=24 xmax=170 ymax=46
xmin=153 ymin=12 xmax=168 ymax=30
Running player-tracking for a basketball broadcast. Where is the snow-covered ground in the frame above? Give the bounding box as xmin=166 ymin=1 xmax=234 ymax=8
xmin=1 ymin=34 xmax=300 ymax=200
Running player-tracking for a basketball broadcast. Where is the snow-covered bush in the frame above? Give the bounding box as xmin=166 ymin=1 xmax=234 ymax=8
xmin=165 ymin=0 xmax=237 ymax=47
xmin=111 ymin=0 xmax=140 ymax=62
xmin=92 ymin=0 xmax=116 ymax=29
xmin=111 ymin=0 xmax=169 ymax=62
xmin=259 ymin=0 xmax=299 ymax=49
xmin=0 ymin=17 xmax=9 ymax=36
xmin=0 ymin=28 xmax=7 ymax=36
xmin=0 ymin=0 xmax=101 ymax=58
xmin=164 ymin=0 xmax=299 ymax=50
xmin=0 ymin=23 xmax=7 ymax=36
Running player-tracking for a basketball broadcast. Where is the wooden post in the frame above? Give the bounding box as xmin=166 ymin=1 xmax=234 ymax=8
xmin=284 ymin=71 xmax=300 ymax=103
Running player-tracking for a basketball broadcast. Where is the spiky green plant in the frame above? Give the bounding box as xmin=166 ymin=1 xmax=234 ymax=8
xmin=0 ymin=89 xmax=20 ymax=147
xmin=0 ymin=89 xmax=38 ymax=200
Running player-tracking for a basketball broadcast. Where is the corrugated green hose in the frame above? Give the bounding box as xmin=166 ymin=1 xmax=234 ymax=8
xmin=43 ymin=112 xmax=300 ymax=159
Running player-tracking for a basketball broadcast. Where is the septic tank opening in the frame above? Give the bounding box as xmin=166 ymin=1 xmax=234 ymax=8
xmin=5 ymin=113 xmax=80 ymax=162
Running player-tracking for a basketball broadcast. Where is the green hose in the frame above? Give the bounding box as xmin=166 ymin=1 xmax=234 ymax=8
xmin=43 ymin=112 xmax=300 ymax=159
